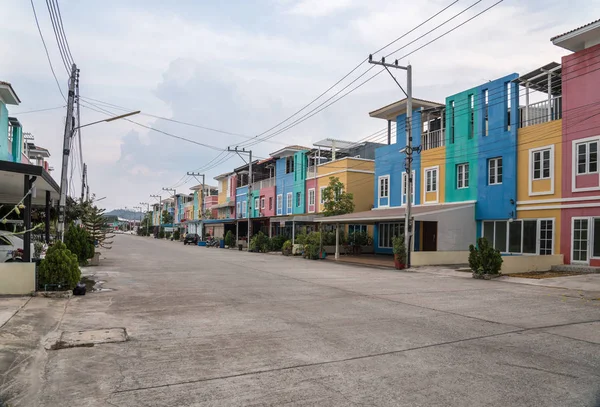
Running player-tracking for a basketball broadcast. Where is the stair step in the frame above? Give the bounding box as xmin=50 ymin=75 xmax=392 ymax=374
xmin=551 ymin=264 xmax=600 ymax=274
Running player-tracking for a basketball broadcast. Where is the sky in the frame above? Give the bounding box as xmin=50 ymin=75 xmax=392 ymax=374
xmin=2 ymin=0 xmax=599 ymax=210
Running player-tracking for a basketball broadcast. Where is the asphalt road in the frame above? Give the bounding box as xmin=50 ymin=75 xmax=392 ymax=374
xmin=6 ymin=234 xmax=600 ymax=406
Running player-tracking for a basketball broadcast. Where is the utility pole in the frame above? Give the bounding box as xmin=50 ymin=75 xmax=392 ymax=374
xmin=80 ymin=163 xmax=87 ymax=203
xmin=133 ymin=206 xmax=142 ymax=233
xmin=57 ymin=63 xmax=78 ymax=241
xmin=227 ymin=147 xmax=253 ymax=241
xmin=162 ymin=188 xmax=176 ymax=232
xmin=187 ymin=172 xmax=206 ymax=239
xmin=139 ymin=202 xmax=149 ymax=236
xmin=368 ymin=55 xmax=414 ymax=267
xmin=150 ymin=194 xmax=162 ymax=235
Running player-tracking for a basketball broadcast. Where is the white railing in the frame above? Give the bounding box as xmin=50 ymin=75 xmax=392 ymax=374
xmin=421 ymin=129 xmax=445 ymax=150
xmin=306 ymin=165 xmax=317 ymax=178
xmin=520 ymin=96 xmax=562 ymax=128
xmin=250 ymin=177 xmax=275 ymax=190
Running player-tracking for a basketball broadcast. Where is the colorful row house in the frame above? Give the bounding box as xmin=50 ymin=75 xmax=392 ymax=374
xmin=318 ymin=19 xmax=600 ymax=269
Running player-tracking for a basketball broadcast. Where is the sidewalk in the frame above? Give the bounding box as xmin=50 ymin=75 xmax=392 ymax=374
xmin=498 ymin=273 xmax=600 ymax=292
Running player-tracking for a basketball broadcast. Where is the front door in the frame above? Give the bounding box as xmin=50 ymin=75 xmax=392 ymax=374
xmin=572 ymin=218 xmax=590 ymax=264
xmin=422 ymin=221 xmax=437 ymax=252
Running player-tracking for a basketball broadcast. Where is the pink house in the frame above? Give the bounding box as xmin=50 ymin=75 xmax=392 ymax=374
xmin=553 ymin=20 xmax=600 ymax=266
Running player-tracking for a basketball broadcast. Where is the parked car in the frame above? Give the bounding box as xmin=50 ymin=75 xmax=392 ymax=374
xmin=0 ymin=231 xmax=36 ymax=262
xmin=183 ymin=233 xmax=199 ymax=245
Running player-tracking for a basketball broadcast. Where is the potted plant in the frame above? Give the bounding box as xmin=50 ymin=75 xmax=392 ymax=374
xmin=392 ymin=235 xmax=407 ymax=270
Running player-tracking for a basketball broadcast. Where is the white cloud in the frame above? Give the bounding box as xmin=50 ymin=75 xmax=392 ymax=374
xmin=286 ymin=0 xmax=355 ymax=17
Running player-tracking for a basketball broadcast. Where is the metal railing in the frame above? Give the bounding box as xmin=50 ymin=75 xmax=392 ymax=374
xmin=306 ymin=165 xmax=317 ymax=178
xmin=520 ymin=96 xmax=562 ymax=127
xmin=250 ymin=177 xmax=275 ymax=190
xmin=421 ymin=129 xmax=445 ymax=150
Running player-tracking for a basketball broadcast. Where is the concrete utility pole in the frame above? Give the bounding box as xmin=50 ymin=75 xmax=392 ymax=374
xmin=80 ymin=163 xmax=87 ymax=203
xmin=140 ymin=202 xmax=149 ymax=236
xmin=133 ymin=206 xmax=142 ymax=233
xmin=227 ymin=147 xmax=253 ymax=241
xmin=187 ymin=172 xmax=206 ymax=238
xmin=150 ymin=194 xmax=162 ymax=234
xmin=368 ymin=55 xmax=414 ymax=267
xmin=57 ymin=63 xmax=78 ymax=241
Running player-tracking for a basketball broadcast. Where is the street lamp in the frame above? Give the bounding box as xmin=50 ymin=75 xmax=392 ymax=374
xmin=58 ymin=110 xmax=141 ymax=241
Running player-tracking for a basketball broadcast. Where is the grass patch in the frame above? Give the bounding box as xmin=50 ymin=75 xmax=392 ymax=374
xmin=508 ymin=271 xmax=585 ymax=279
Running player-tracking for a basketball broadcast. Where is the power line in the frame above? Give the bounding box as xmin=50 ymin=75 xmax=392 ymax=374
xmin=30 ymin=0 xmax=66 ymax=102
xmin=45 ymin=0 xmax=70 ymax=73
xmin=11 ymin=105 xmax=65 ymax=114
xmin=52 ymin=0 xmax=75 ymax=64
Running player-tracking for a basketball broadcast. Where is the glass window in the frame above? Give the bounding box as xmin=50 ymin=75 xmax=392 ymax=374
xmin=532 ymin=149 xmax=551 ymax=180
xmin=489 ymin=157 xmax=503 ymax=185
xmin=483 ymin=221 xmax=494 ymax=245
xmin=260 ymin=197 xmax=265 ymax=209
xmin=450 ymin=101 xmax=455 ymax=144
xmin=577 ymin=141 xmax=599 ymax=174
xmin=523 ymin=220 xmax=537 ymax=254
xmin=296 ymin=192 xmax=301 ymax=207
xmin=482 ymin=89 xmax=489 ymax=136
xmin=320 ymin=187 xmax=326 ymax=204
xmin=254 ymin=198 xmax=259 ymax=212
xmin=379 ymin=176 xmax=389 ymax=198
xmin=276 ymin=194 xmax=282 ymax=215
xmin=573 ymin=219 xmax=589 ymax=262
xmin=457 ymin=163 xmax=469 ymax=189
xmin=425 ymin=168 xmax=437 ymax=193
xmin=495 ymin=221 xmax=507 ymax=252
xmin=378 ymin=223 xmax=402 ymax=248
xmin=540 ymin=220 xmax=553 ymax=255
xmin=286 ymin=193 xmax=292 ymax=214
xmin=242 ymin=201 xmax=247 ymax=216
xmin=308 ymin=189 xmax=315 ymax=206
xmin=468 ymin=94 xmax=474 ymax=139
xmin=508 ymin=220 xmax=522 ymax=253
xmin=593 ymin=219 xmax=600 ymax=258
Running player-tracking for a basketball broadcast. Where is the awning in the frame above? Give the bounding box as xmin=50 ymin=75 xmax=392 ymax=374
xmin=270 ymin=214 xmax=322 ymax=223
xmin=0 ymin=160 xmax=59 ymax=205
xmin=203 ymin=218 xmax=236 ymax=224
xmin=316 ymin=202 xmax=475 ymax=224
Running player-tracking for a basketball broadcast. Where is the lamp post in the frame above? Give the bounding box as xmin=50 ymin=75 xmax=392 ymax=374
xmin=58 ymin=109 xmax=141 ymax=241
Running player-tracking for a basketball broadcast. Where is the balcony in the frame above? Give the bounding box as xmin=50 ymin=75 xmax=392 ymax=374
xmin=306 ymin=165 xmax=317 ymax=178
xmin=250 ymin=177 xmax=275 ymax=191
xmin=519 ymin=96 xmax=562 ymax=127
xmin=421 ymin=129 xmax=446 ymax=151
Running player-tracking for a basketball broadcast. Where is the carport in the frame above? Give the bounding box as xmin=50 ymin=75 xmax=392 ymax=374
xmin=0 ymin=160 xmax=60 ymax=262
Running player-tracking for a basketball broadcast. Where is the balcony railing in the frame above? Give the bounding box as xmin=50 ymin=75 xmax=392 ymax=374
xmin=421 ymin=129 xmax=445 ymax=150
xmin=250 ymin=177 xmax=275 ymax=191
xmin=306 ymin=165 xmax=317 ymax=178
xmin=519 ymin=96 xmax=562 ymax=128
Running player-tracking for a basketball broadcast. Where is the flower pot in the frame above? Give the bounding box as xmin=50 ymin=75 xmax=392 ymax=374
xmin=394 ymin=255 xmax=405 ymax=270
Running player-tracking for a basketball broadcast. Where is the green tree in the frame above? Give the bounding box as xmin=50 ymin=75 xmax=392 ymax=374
xmin=38 ymin=241 xmax=81 ymax=290
xmin=65 ymin=224 xmax=95 ymax=265
xmin=322 ymin=177 xmax=354 ymax=217
xmin=84 ymin=206 xmax=114 ymax=249
xmin=162 ymin=210 xmax=174 ymax=224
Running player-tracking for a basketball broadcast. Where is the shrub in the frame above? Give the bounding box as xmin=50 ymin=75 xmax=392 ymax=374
xmin=469 ymin=237 xmax=503 ymax=275
xmin=322 ymin=230 xmax=346 ymax=245
xmin=173 ymin=230 xmax=181 ymax=240
xmin=166 ymin=232 xmax=172 ymax=240
xmin=295 ymin=231 xmax=308 ymax=245
xmin=249 ymin=232 xmax=270 ymax=253
xmin=64 ymin=224 xmax=95 ymax=265
xmin=303 ymin=232 xmax=321 ymax=260
xmin=392 ymin=235 xmax=407 ymax=264
xmin=159 ymin=229 xmax=165 ymax=239
xmin=38 ymin=241 xmax=81 ymax=290
xmin=33 ymin=241 xmax=45 ymax=259
xmin=282 ymin=240 xmax=292 ymax=255
xmin=270 ymin=235 xmax=286 ymax=251
xmin=349 ymin=231 xmax=372 ymax=246
xmin=224 ymin=230 xmax=235 ymax=248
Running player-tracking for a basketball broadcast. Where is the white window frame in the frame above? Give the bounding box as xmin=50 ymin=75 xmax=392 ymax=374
xmin=308 ymin=188 xmax=315 ymax=212
xmin=378 ymin=222 xmax=403 ymax=249
xmin=241 ymin=200 xmax=247 ymax=218
xmin=576 ymin=140 xmax=598 ymax=175
xmin=571 ymin=217 xmax=590 ymax=264
xmin=319 ymin=186 xmax=326 ymax=205
xmin=529 ymin=145 xmax=555 ymax=196
xmin=236 ymin=202 xmax=241 ymax=218
xmin=457 ymin=163 xmax=469 ymax=189
xmin=226 ymin=178 xmax=231 ymax=198
xmin=260 ymin=197 xmax=265 ymax=210
xmin=276 ymin=194 xmax=283 ymax=215
xmin=572 ymin=136 xmax=600 ymax=193
xmin=482 ymin=218 xmax=554 ymax=255
xmin=254 ymin=198 xmax=259 ymax=214
xmin=286 ymin=192 xmax=292 ymax=215
xmin=401 ymin=170 xmax=415 ymax=206
xmin=378 ymin=175 xmax=390 ymax=207
xmin=423 ymin=166 xmax=439 ymax=204
xmin=488 ymin=157 xmax=503 ymax=185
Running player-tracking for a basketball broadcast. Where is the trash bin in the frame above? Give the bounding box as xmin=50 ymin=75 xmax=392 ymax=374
xmin=219 ymin=239 xmax=225 ymax=248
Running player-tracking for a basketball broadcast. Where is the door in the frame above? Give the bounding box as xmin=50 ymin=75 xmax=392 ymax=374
xmin=572 ymin=218 xmax=590 ymax=264
xmin=422 ymin=221 xmax=437 ymax=252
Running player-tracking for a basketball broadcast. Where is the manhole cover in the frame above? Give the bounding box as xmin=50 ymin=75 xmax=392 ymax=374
xmin=51 ymin=328 xmax=128 ymax=350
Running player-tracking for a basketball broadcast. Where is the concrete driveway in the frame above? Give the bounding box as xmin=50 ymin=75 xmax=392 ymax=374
xmin=1 ymin=234 xmax=599 ymax=406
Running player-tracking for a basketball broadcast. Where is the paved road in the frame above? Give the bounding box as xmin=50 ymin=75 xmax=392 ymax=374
xmin=3 ymin=234 xmax=600 ymax=406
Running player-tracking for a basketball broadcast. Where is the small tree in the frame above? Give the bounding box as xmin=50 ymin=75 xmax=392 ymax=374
xmin=392 ymin=235 xmax=407 ymax=268
xmin=65 ymin=224 xmax=95 ymax=265
xmin=84 ymin=206 xmax=114 ymax=250
xmin=322 ymin=177 xmax=354 ymax=217
xmin=38 ymin=241 xmax=80 ymax=290
xmin=224 ymin=230 xmax=235 ymax=248
xmin=173 ymin=230 xmax=181 ymax=240
xmin=282 ymin=240 xmax=292 ymax=256
xmin=469 ymin=237 xmax=503 ymax=276
xmin=162 ymin=210 xmax=174 ymax=225
xmin=249 ymin=232 xmax=270 ymax=253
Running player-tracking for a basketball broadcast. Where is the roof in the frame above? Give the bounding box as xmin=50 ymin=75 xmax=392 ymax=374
xmin=313 ymin=138 xmax=364 ymax=150
xmin=0 ymin=81 xmax=21 ymax=105
xmin=190 ymin=183 xmax=218 ymax=191
xmin=551 ymin=19 xmax=600 ymax=52
xmin=213 ymin=171 xmax=234 ymax=180
xmin=316 ymin=202 xmax=475 ymax=223
xmin=0 ymin=160 xmax=60 ymax=205
xmin=516 ymin=62 xmax=562 ymax=96
xmin=269 ymin=145 xmax=311 ymax=158
xmin=369 ymin=98 xmax=444 ymax=121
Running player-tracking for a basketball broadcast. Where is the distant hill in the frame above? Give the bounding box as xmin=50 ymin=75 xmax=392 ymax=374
xmin=103 ymin=209 xmax=143 ymax=221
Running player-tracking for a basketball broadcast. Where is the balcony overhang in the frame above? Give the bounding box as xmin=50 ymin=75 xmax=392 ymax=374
xmin=516 ymin=62 xmax=562 ymax=96
xmin=552 ymin=19 xmax=600 ymax=52
xmin=0 ymin=82 xmax=21 ymax=105
xmin=269 ymin=145 xmax=310 ymax=159
xmin=369 ymin=98 xmax=443 ymax=121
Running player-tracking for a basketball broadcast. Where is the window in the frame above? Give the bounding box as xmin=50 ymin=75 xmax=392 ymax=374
xmin=254 ymin=198 xmax=259 ymax=213
xmin=296 ymin=192 xmax=301 ymax=207
xmin=402 ymin=171 xmax=415 ymax=205
xmin=522 ymin=220 xmax=537 ymax=254
xmin=269 ymin=197 xmax=273 ymax=211
xmin=242 ymin=201 xmax=247 ymax=217
xmin=593 ymin=218 xmax=600 ymax=258
xmin=226 ymin=178 xmax=231 ymax=198
xmin=449 ymin=101 xmax=455 ymax=144
xmin=482 ymin=89 xmax=488 ymax=136
xmin=540 ymin=220 xmax=553 ymax=255
xmin=378 ymin=222 xmax=402 ymax=248
xmin=532 ymin=148 xmax=551 ymax=180
xmin=285 ymin=156 xmax=295 ymax=174
xmin=468 ymin=94 xmax=474 ymax=139
xmin=576 ymin=140 xmax=598 ymax=174
xmin=320 ymin=186 xmax=326 ymax=204
xmin=286 ymin=193 xmax=292 ymax=214
xmin=260 ymin=197 xmax=265 ymax=210
xmin=379 ymin=176 xmax=389 ymax=199
xmin=506 ymin=82 xmax=511 ymax=131
xmin=349 ymin=224 xmax=367 ymax=235
xmin=485 ymin=219 xmax=552 ymax=254
xmin=308 ymin=189 xmax=315 ymax=206
xmin=277 ymin=195 xmax=283 ymax=213
xmin=425 ymin=168 xmax=437 ymax=193
xmin=457 ymin=163 xmax=469 ymax=189
xmin=489 ymin=157 xmax=503 ymax=185
xmin=573 ymin=218 xmax=589 ymax=262
xmin=236 ymin=202 xmax=241 ymax=217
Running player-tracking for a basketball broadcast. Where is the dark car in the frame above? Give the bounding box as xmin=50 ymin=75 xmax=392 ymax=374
xmin=183 ymin=233 xmax=199 ymax=245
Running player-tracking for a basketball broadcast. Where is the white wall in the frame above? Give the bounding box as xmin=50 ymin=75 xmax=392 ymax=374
xmin=417 ymin=205 xmax=476 ymax=251
xmin=0 ymin=263 xmax=35 ymax=294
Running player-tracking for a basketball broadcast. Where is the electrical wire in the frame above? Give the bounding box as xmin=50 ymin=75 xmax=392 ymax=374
xmin=10 ymin=105 xmax=65 ymax=114
xmin=52 ymin=0 xmax=75 ymax=65
xmin=45 ymin=0 xmax=71 ymax=73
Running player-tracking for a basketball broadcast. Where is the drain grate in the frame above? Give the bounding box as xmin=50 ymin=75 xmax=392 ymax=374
xmin=50 ymin=328 xmax=128 ymax=350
